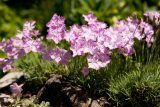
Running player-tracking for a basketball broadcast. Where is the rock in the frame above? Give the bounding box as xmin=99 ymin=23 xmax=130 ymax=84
xmin=97 ymin=97 xmax=110 ymax=107
xmin=0 ymin=72 xmax=24 ymax=89
xmin=0 ymin=93 xmax=14 ymax=106
xmin=0 ymin=93 xmax=10 ymax=101
xmin=35 ymin=74 xmax=101 ymax=107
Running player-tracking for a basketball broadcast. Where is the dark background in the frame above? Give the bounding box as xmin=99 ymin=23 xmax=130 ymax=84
xmin=0 ymin=0 xmax=159 ymax=39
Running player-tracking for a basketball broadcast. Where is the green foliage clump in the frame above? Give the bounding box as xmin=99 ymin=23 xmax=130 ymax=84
xmin=14 ymin=52 xmax=70 ymax=86
xmin=9 ymin=96 xmax=51 ymax=107
xmin=108 ymin=62 xmax=160 ymax=107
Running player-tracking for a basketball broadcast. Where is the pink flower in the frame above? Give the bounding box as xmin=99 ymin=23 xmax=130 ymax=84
xmin=0 ymin=59 xmax=14 ymax=72
xmin=42 ymin=47 xmax=72 ymax=64
xmin=50 ymin=48 xmax=72 ymax=64
xmin=139 ymin=20 xmax=154 ymax=47
xmin=87 ymin=50 xmax=111 ymax=70
xmin=64 ymin=24 xmax=80 ymax=42
xmin=24 ymin=21 xmax=35 ymax=31
xmin=83 ymin=12 xmax=97 ymax=24
xmin=81 ymin=67 xmax=89 ymax=76
xmin=41 ymin=48 xmax=54 ymax=61
xmin=144 ymin=11 xmax=160 ymax=23
xmin=10 ymin=83 xmax=23 ymax=97
xmin=46 ymin=14 xmax=66 ymax=44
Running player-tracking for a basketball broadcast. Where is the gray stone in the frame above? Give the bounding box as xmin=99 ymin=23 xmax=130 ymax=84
xmin=0 ymin=72 xmax=24 ymax=89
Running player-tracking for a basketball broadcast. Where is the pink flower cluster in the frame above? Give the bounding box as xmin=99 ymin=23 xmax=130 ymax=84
xmin=108 ymin=17 xmax=154 ymax=54
xmin=0 ymin=11 xmax=158 ymax=76
xmin=46 ymin=12 xmax=155 ymax=71
xmin=0 ymin=21 xmax=43 ymax=72
xmin=0 ymin=21 xmax=71 ymax=72
xmin=144 ymin=11 xmax=160 ymax=25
